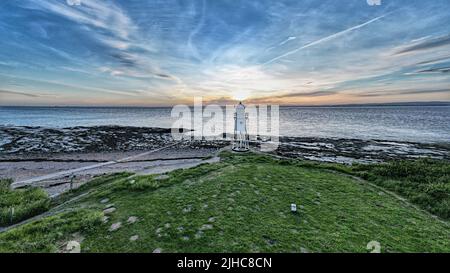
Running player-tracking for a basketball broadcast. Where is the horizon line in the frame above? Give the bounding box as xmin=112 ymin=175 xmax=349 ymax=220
xmin=1 ymin=101 xmax=449 ymax=108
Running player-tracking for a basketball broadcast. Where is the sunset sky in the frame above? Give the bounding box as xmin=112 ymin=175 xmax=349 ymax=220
xmin=0 ymin=0 xmax=449 ymax=106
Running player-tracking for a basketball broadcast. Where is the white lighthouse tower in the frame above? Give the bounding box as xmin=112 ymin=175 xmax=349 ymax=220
xmin=232 ymin=102 xmax=249 ymax=152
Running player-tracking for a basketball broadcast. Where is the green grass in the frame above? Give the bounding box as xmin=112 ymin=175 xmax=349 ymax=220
xmin=52 ymin=172 xmax=132 ymax=206
xmin=0 ymin=153 xmax=449 ymax=253
xmin=351 ymin=159 xmax=450 ymax=219
xmin=0 ymin=179 xmax=51 ymax=227
xmin=0 ymin=209 xmax=102 ymax=252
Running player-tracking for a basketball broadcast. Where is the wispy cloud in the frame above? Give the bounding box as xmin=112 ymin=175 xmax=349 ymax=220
xmin=279 ymin=36 xmax=296 ymax=46
xmin=356 ymin=88 xmax=450 ymax=97
xmin=262 ymin=13 xmax=391 ymax=65
xmin=1 ymin=1 xmax=450 ymax=106
xmin=394 ymin=34 xmax=450 ymax=55
xmin=187 ymin=0 xmax=207 ymax=60
xmin=0 ymin=89 xmax=41 ymax=98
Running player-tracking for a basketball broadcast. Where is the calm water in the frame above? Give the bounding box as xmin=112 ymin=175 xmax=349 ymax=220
xmin=0 ymin=106 xmax=449 ymax=143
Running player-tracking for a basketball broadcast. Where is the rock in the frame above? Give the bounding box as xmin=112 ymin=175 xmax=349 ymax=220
xmin=104 ymin=203 xmax=114 ymax=209
xmin=200 ymin=224 xmax=213 ymax=230
xmin=129 ymin=179 xmax=135 ymax=184
xmin=155 ymin=174 xmax=169 ymax=180
xmin=109 ymin=222 xmax=122 ymax=231
xmin=103 ymin=207 xmax=116 ymax=214
xmin=195 ymin=231 xmax=204 ymax=239
xmin=130 ymin=235 xmax=139 ymax=241
xmin=182 ymin=206 xmax=192 ymax=213
xmin=300 ymin=247 xmax=309 ymax=253
xmin=100 ymin=198 xmax=109 ymax=204
xmin=152 ymin=248 xmax=162 ymax=253
xmin=65 ymin=241 xmax=81 ymax=253
xmin=164 ymin=223 xmax=171 ymax=228
xmin=127 ymin=216 xmax=138 ymax=224
xmin=208 ymin=217 xmax=215 ymax=223
xmin=102 ymin=216 xmax=109 ymax=223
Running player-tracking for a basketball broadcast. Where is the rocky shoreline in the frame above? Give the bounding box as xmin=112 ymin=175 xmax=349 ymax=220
xmin=273 ymin=136 xmax=450 ymax=164
xmin=1 ymin=125 xmax=448 ymax=196
xmin=1 ymin=125 xmax=449 ymax=163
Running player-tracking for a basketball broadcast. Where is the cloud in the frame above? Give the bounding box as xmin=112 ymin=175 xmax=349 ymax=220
xmin=0 ymin=89 xmax=41 ymax=98
xmin=356 ymin=88 xmax=450 ymax=97
xmin=394 ymin=34 xmax=450 ymax=55
xmin=3 ymin=1 xmax=450 ymax=106
xmin=0 ymin=74 xmax=141 ymax=97
xmin=279 ymin=36 xmax=296 ymax=46
xmin=110 ymin=52 xmax=138 ymax=67
xmin=418 ymin=67 xmax=450 ymax=73
xmin=187 ymin=0 xmax=207 ymax=60
xmin=415 ymin=55 xmax=450 ymax=66
xmin=273 ymin=90 xmax=337 ymax=98
xmin=203 ymin=96 xmax=238 ymax=105
xmin=262 ymin=13 xmax=391 ymax=65
xmin=247 ymin=90 xmax=338 ymax=104
xmin=21 ymin=0 xmax=157 ymax=70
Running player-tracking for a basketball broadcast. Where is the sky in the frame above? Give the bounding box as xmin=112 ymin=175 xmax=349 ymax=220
xmin=0 ymin=0 xmax=449 ymax=106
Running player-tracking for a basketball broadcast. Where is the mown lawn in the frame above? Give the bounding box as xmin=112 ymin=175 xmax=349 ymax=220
xmin=0 ymin=152 xmax=449 ymax=253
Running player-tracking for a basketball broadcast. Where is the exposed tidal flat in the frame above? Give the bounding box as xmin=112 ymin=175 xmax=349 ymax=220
xmin=0 ymin=125 xmax=449 ymax=193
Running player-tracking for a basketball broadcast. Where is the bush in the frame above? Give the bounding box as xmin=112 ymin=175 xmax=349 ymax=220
xmin=128 ymin=177 xmax=162 ymax=191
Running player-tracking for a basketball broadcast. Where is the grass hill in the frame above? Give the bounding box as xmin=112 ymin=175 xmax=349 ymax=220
xmin=0 ymin=152 xmax=448 ymax=253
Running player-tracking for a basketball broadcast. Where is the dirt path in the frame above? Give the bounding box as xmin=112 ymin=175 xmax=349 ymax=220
xmin=11 ymin=143 xmax=179 ymax=189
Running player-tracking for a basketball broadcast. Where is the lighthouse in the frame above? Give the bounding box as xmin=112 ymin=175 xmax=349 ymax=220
xmin=232 ymin=102 xmax=249 ymax=152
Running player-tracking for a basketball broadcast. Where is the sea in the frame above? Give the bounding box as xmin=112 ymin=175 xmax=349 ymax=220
xmin=0 ymin=105 xmax=449 ymax=143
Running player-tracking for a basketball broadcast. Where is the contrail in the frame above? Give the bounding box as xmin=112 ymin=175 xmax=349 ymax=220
xmin=262 ymin=14 xmax=390 ymax=66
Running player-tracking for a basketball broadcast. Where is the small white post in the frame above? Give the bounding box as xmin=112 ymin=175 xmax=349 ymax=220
xmin=291 ymin=203 xmax=297 ymax=213
xmin=10 ymin=207 xmax=15 ymax=223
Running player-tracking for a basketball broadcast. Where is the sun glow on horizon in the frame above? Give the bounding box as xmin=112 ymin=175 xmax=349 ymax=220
xmin=232 ymin=90 xmax=251 ymax=101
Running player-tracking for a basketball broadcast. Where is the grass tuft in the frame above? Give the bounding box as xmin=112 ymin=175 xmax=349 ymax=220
xmin=0 ymin=179 xmax=51 ymax=227
xmin=0 ymin=209 xmax=102 ymax=253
